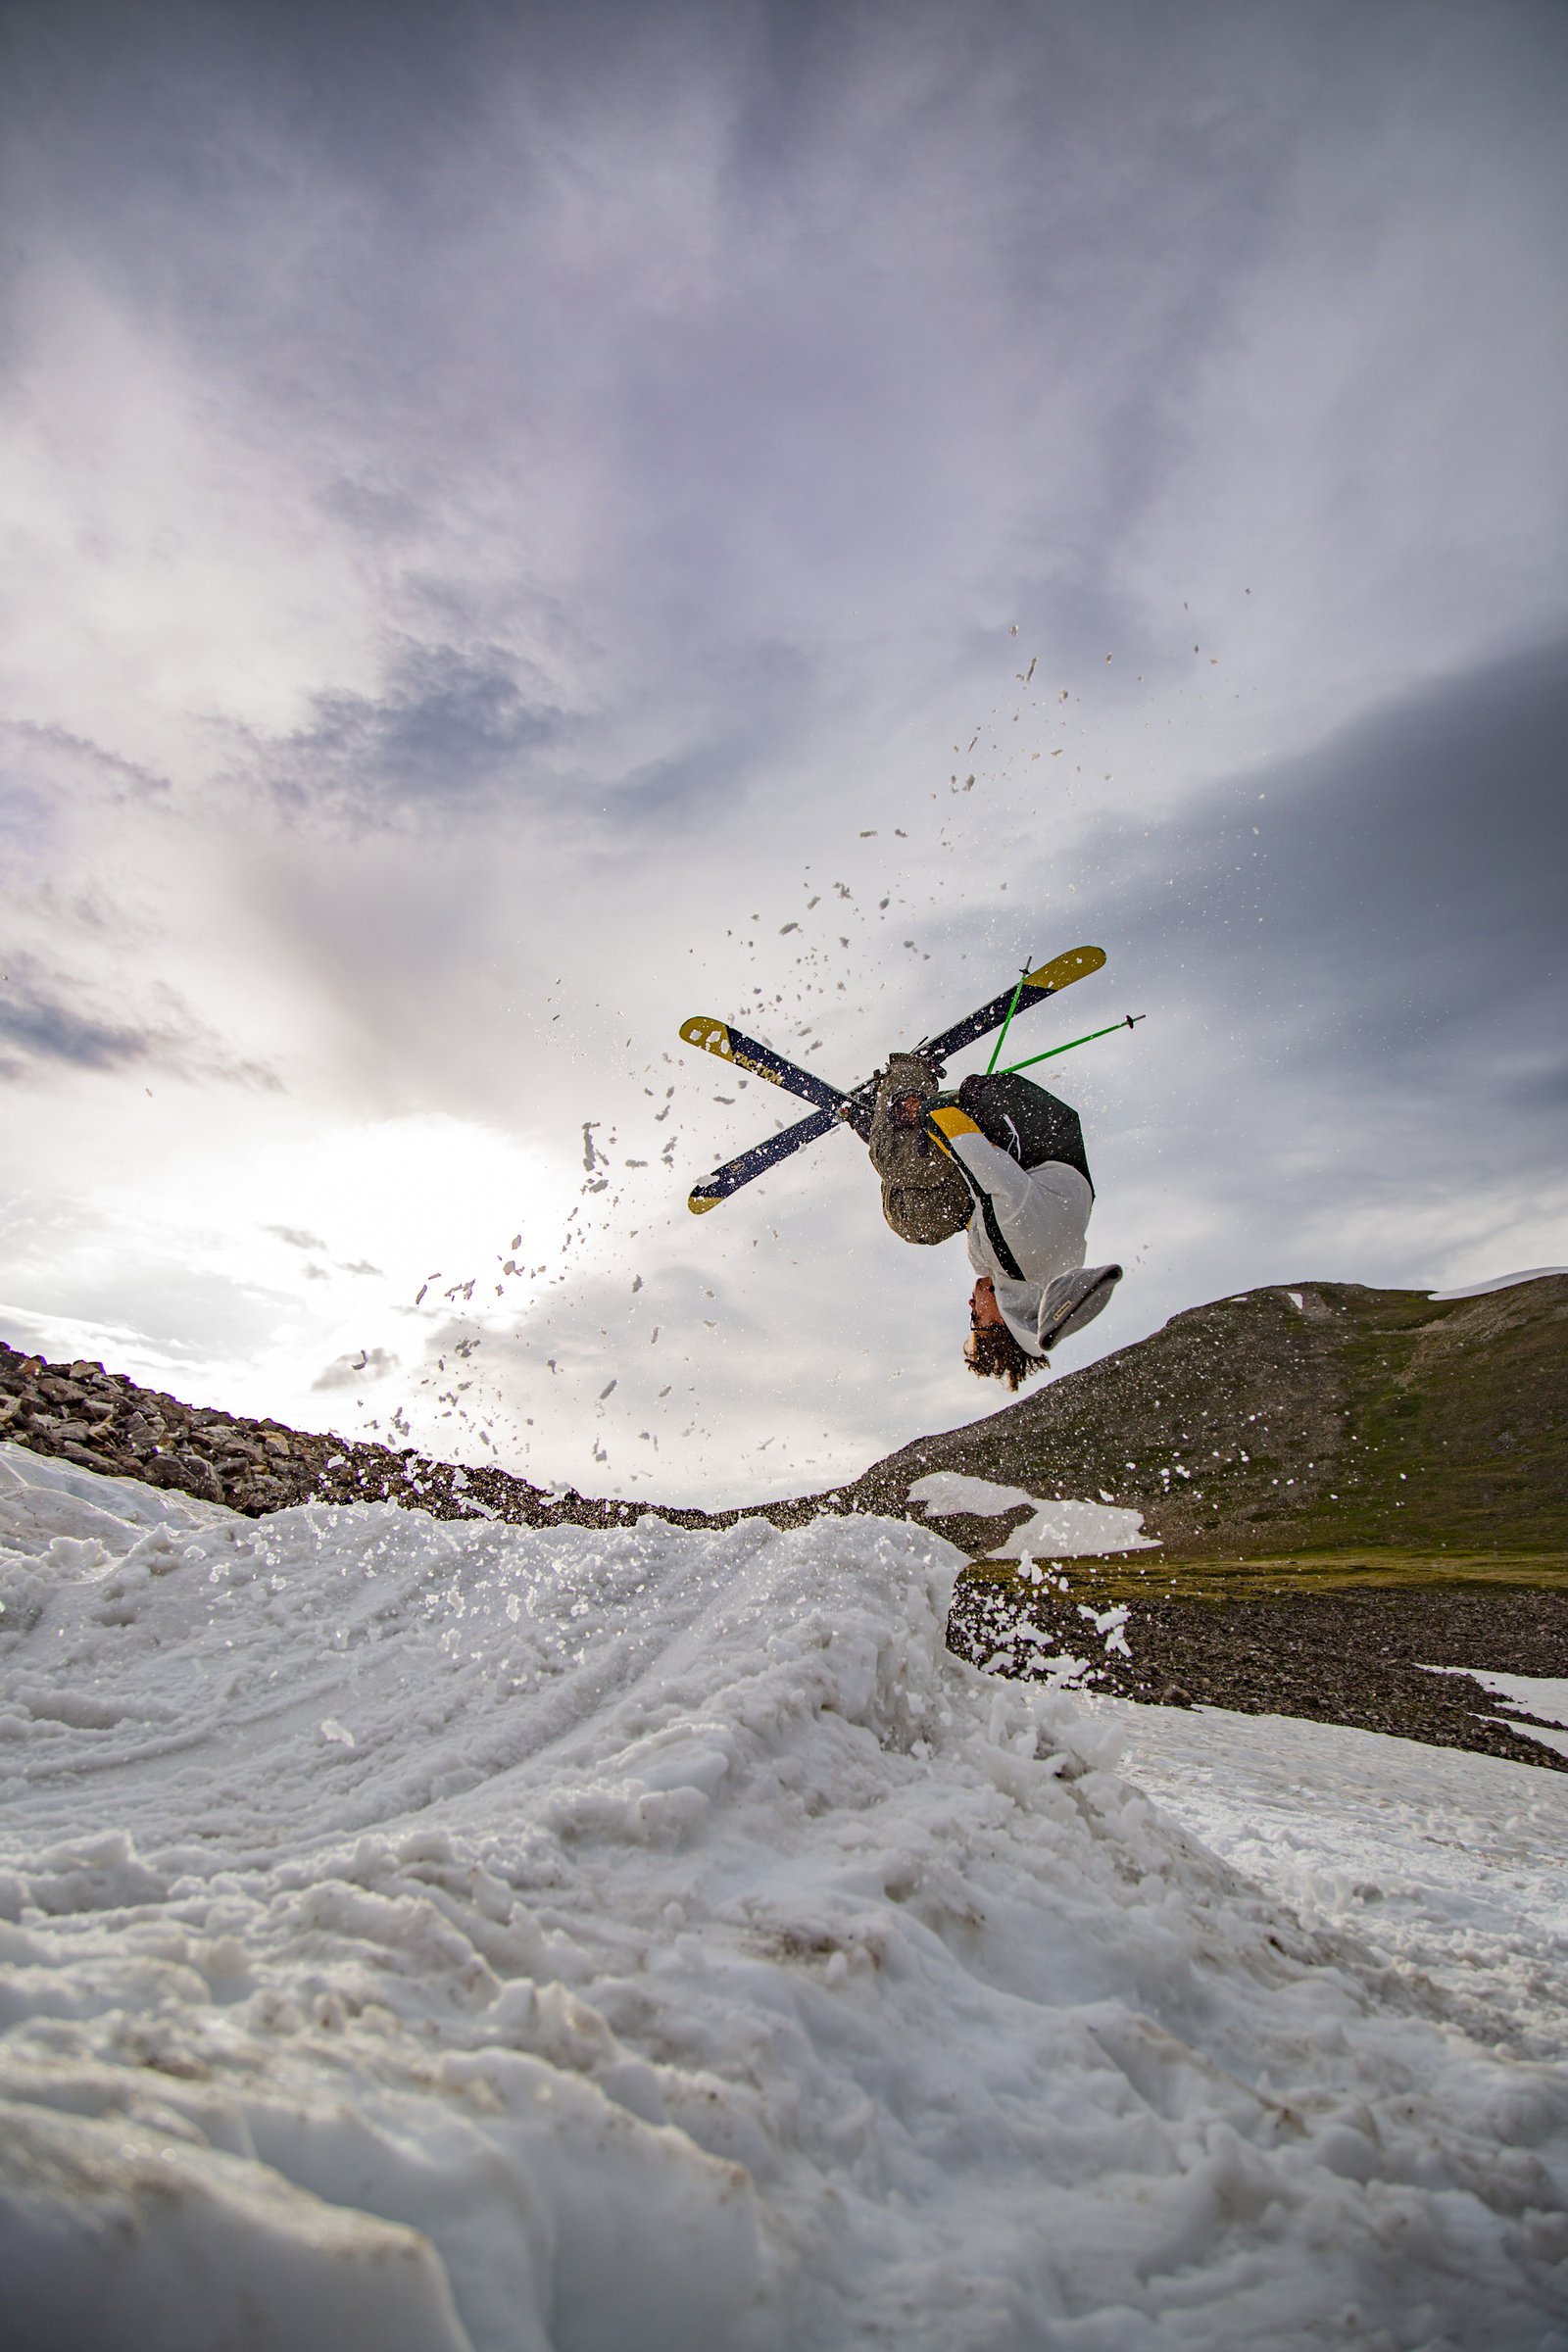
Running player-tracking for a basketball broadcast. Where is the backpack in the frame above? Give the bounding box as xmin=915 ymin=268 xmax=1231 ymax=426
xmin=955 ymin=1072 xmax=1094 ymax=1194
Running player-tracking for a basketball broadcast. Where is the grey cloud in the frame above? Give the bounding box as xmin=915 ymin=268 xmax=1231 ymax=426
xmin=0 ymin=956 xmax=284 ymax=1093
xmin=263 ymin=641 xmax=566 ymax=823
xmin=1035 ymin=640 xmax=1568 ymax=1262
xmin=1253 ymin=641 xmax=1566 ymax=1008
xmin=1101 ymin=637 xmax=1567 ymax=1051
xmin=4 ymin=10 xmax=1525 ymax=599
xmin=604 ymin=644 xmax=816 ymax=834
xmin=0 ymin=719 xmax=170 ymax=806
xmin=260 ymin=1250 xmax=386 ymax=1284
xmin=9 ymin=0 xmax=1565 ymax=852
xmin=0 ymin=967 xmax=152 ymax=1075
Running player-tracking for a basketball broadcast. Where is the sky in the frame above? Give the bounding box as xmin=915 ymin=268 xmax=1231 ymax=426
xmin=1 ymin=0 xmax=1565 ymax=1507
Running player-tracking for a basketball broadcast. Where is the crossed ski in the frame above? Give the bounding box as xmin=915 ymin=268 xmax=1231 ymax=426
xmin=678 ymin=945 xmax=1106 ymax=1213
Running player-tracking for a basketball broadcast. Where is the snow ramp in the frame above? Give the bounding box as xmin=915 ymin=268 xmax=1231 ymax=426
xmin=0 ymin=1442 xmax=1564 ymax=2350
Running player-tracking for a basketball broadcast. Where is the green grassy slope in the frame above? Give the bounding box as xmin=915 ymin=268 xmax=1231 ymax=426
xmin=820 ymin=1276 xmax=1568 ymax=1572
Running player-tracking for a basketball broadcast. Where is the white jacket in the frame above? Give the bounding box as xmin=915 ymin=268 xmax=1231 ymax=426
xmin=929 ymin=1109 xmax=1092 ymax=1357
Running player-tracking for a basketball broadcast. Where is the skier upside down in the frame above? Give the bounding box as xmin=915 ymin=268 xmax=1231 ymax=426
xmin=866 ymin=1055 xmax=1122 ymax=1390
xmin=679 ymin=946 xmax=1132 ymax=1384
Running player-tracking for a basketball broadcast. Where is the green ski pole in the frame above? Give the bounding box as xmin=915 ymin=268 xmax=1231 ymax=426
xmin=999 ymin=1013 xmax=1145 ymax=1074
xmin=985 ymin=964 xmax=1031 ymax=1074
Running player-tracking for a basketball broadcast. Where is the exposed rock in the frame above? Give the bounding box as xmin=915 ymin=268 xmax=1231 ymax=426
xmin=947 ymin=1576 xmax=1568 ymax=1771
xmin=59 ymin=1442 xmax=128 ymax=1474
xmin=32 ymin=1415 xmax=92 ymax=1444
xmin=145 ymin=1453 xmax=222 ymax=1503
xmin=233 ymin=1477 xmax=290 ymax=1509
xmin=0 ymin=1341 xmax=568 ymax=1529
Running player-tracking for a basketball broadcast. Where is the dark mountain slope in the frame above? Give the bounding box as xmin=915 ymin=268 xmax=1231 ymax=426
xmin=832 ymin=1276 xmax=1568 ymax=1573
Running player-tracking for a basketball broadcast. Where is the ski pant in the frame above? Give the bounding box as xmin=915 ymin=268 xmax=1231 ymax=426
xmin=868 ymin=1054 xmax=973 ymax=1246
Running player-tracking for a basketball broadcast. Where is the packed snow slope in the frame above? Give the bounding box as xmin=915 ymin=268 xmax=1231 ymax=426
xmin=2 ymin=1444 xmax=1566 ymax=2352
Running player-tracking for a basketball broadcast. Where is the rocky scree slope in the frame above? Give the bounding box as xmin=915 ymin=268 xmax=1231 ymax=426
xmin=0 ymin=1348 xmax=574 ymax=1527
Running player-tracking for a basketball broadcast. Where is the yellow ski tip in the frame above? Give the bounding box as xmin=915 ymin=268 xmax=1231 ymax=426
xmin=1024 ymin=945 xmax=1105 ymax=994
xmin=678 ymin=1016 xmax=734 ymax=1057
xmin=688 ymin=1188 xmax=721 ymax=1215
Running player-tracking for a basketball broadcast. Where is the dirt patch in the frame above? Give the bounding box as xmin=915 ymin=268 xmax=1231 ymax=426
xmin=948 ymin=1579 xmax=1568 ymax=1771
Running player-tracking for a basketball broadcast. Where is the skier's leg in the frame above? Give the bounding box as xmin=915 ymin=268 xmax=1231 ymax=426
xmin=1017 ymin=1162 xmax=1118 ymax=1345
xmin=868 ymin=1054 xmax=972 ymax=1245
xmin=1023 ymin=1159 xmax=1093 ymax=1283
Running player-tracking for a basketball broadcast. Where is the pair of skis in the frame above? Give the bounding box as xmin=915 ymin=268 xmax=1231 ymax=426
xmin=678 ymin=945 xmax=1107 ymax=1213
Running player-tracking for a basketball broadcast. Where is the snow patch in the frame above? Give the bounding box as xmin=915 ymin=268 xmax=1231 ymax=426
xmin=907 ymin=1471 xmax=1158 ymax=1556
xmin=986 ymin=1497 xmax=1158 ymax=1557
xmin=906 ymin=1471 xmax=1034 ymax=1516
xmin=1110 ymin=1697 xmax=1568 ymax=2053
xmin=1418 ymin=1665 xmax=1568 ymax=1759
xmin=1428 ymin=1266 xmax=1568 ymax=1299
xmin=0 ymin=1442 xmax=1564 ymax=2349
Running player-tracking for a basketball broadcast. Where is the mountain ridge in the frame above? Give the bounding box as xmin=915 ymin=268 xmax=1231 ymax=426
xmin=4 ymin=1276 xmax=1565 ymax=1572
xmin=832 ymin=1273 xmax=1568 ymax=1577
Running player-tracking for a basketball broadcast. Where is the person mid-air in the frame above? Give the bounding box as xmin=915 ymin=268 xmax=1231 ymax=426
xmin=867 ymin=1054 xmax=1122 ymax=1390
xmin=680 ymin=947 xmax=1134 ymax=1383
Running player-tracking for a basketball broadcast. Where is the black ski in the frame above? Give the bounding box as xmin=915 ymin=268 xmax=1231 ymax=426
xmin=687 ymin=1106 xmax=841 ymax=1213
xmin=915 ymin=944 xmax=1104 ymax=1065
xmin=676 ymin=1018 xmax=850 ymax=1117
